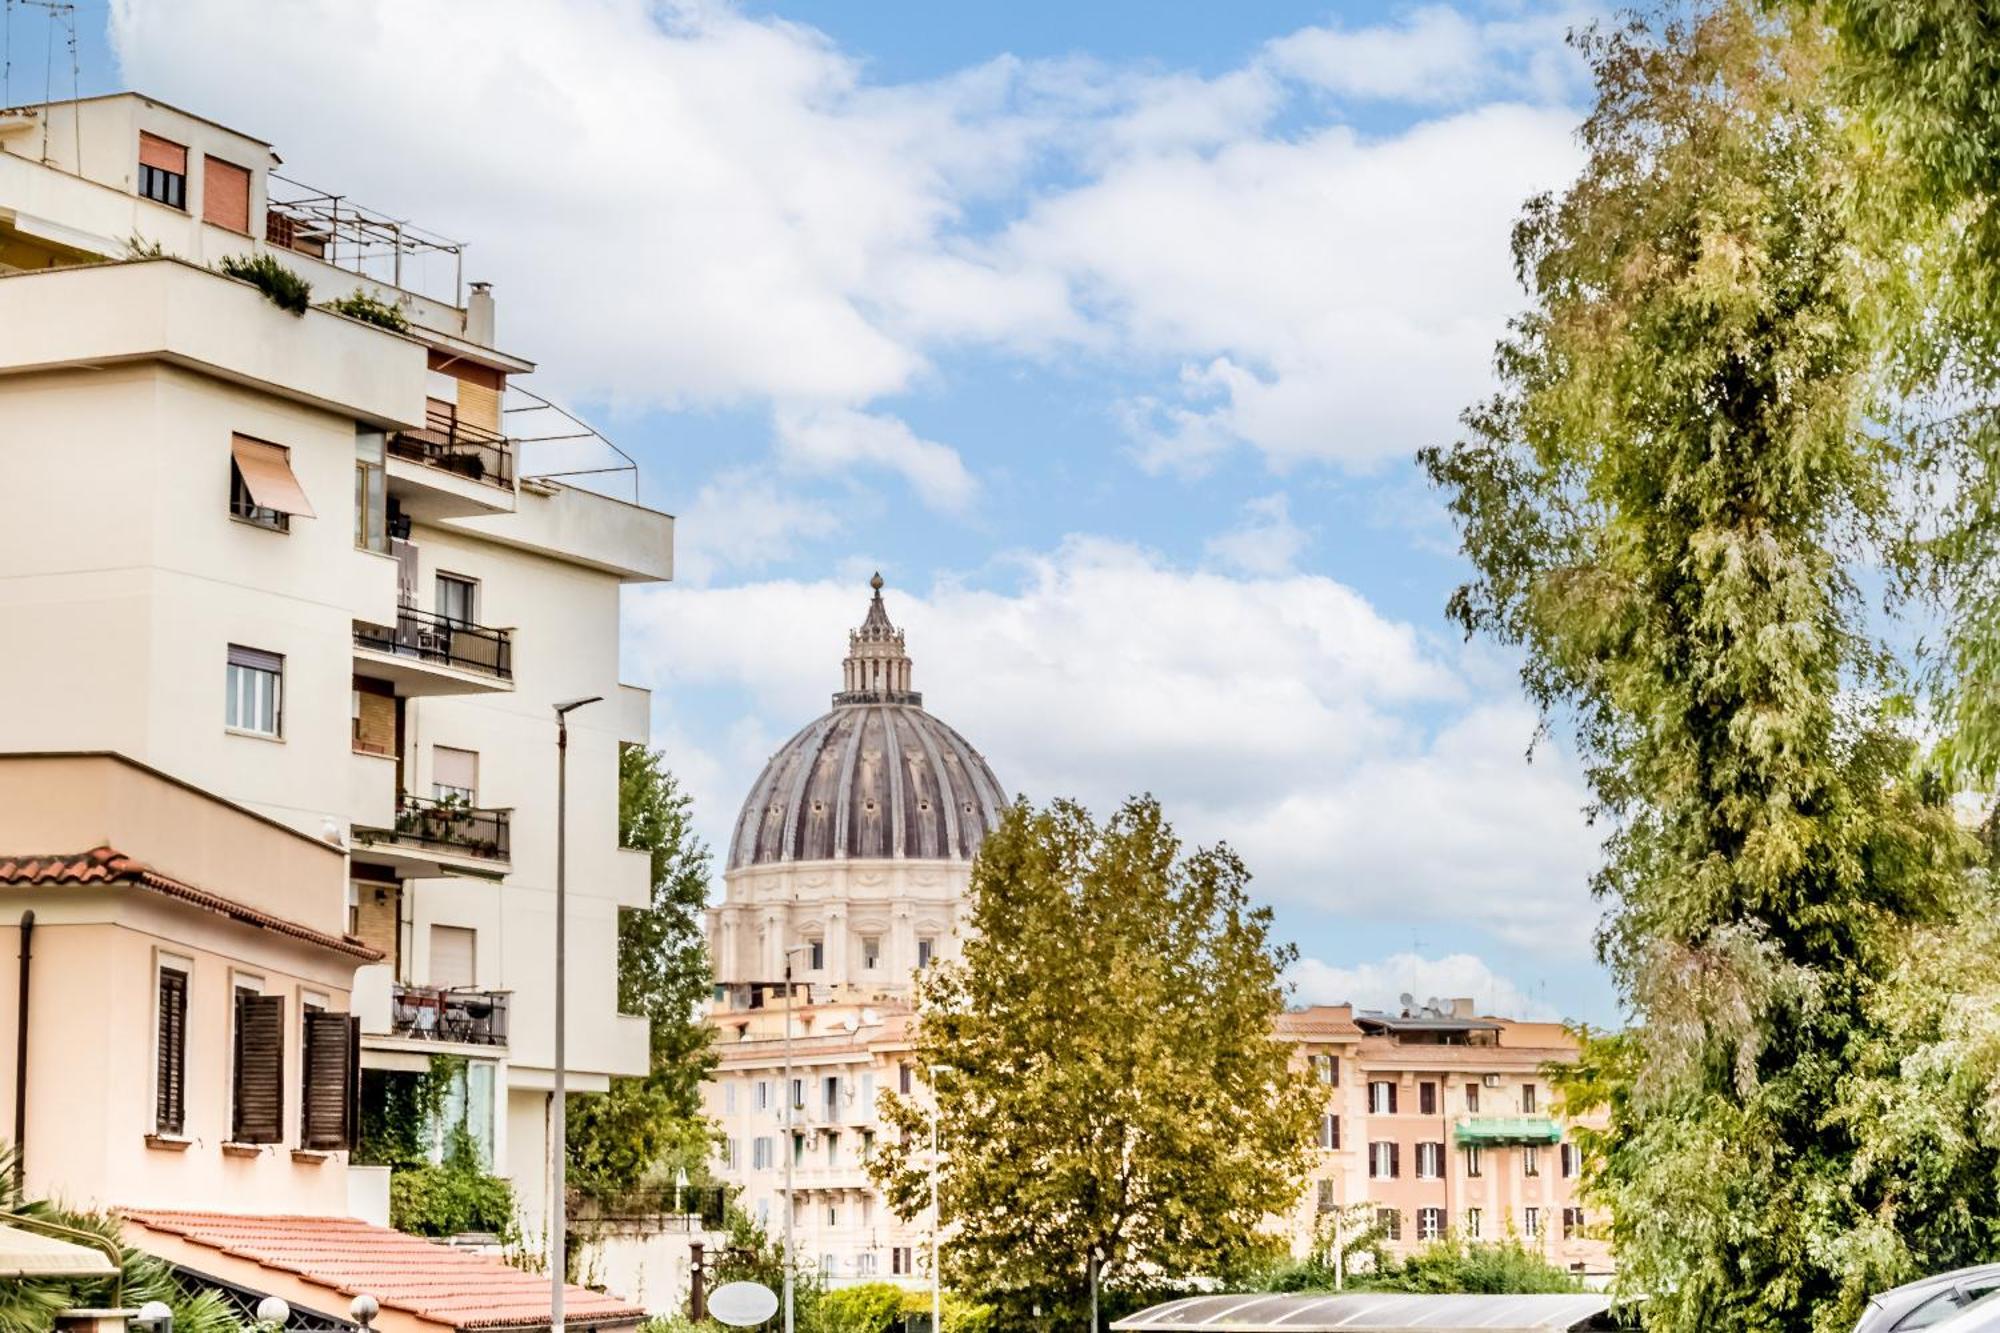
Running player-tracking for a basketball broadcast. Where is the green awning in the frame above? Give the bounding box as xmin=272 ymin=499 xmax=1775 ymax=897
xmin=1454 ymin=1116 xmax=1563 ymax=1146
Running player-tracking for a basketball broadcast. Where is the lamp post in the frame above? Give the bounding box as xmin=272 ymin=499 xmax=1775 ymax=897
xmin=1090 ymin=1248 xmax=1104 ymax=1333
xmin=550 ymin=694 xmax=602 ymax=1329
xmin=780 ymin=942 xmax=810 ymax=1333
xmin=927 ymin=1063 xmax=956 ymax=1333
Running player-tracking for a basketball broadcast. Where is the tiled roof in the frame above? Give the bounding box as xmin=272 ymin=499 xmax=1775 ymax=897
xmin=0 ymin=847 xmax=381 ymax=961
xmin=121 ymin=1211 xmax=643 ymax=1331
xmin=1277 ymin=1005 xmax=1362 ymax=1038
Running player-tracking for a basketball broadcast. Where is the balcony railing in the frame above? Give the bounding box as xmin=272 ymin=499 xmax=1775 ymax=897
xmin=354 ymin=607 xmax=513 ymax=681
xmin=357 ymin=792 xmax=512 ymax=862
xmin=390 ymin=984 xmax=509 ymax=1046
xmin=389 ymin=403 xmax=515 ymax=490
xmin=568 ymin=1185 xmax=727 ymax=1229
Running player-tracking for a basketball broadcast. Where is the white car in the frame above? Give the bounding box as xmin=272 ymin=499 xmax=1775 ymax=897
xmin=1926 ymin=1292 xmax=2000 ymax=1332
xmin=1857 ymin=1267 xmax=2000 ymax=1332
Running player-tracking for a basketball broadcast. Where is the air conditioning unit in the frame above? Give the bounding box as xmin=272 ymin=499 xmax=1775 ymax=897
xmin=1483 ymin=1074 xmax=1503 ymax=1088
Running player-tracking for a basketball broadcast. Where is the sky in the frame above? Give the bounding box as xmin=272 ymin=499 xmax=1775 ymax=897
xmin=45 ymin=0 xmax=1618 ymax=1022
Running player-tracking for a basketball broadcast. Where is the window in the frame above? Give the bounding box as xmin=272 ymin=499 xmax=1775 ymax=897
xmin=1563 ymin=1207 xmax=1584 ymax=1240
xmin=826 ymin=1131 xmax=840 ymax=1165
xmin=725 ymin=1082 xmax=738 ymax=1115
xmin=203 ymin=156 xmax=251 ymax=232
xmin=1523 ymin=1144 xmax=1541 ymax=1178
xmin=155 ymin=963 xmax=189 ymax=1135
xmin=437 ymin=573 xmax=478 ymax=626
xmin=722 ymin=1138 xmax=739 ymax=1167
xmin=861 ymin=1073 xmax=875 ymax=1114
xmin=1368 ymin=1141 xmax=1399 ymax=1179
xmin=429 ymin=924 xmax=476 ymax=990
xmin=822 ymin=1253 xmax=839 ymax=1278
xmin=1419 ymin=1081 xmax=1438 ymax=1116
xmin=1465 ymin=1208 xmax=1483 ymax=1239
xmin=138 ymin=132 xmax=187 ymax=209
xmin=823 ymin=1075 xmax=840 ymax=1114
xmin=862 ymin=935 xmax=881 ymax=969
xmin=899 ymin=1063 xmax=914 ymax=1095
xmin=1521 ymin=1082 xmax=1538 ymax=1113
xmin=1313 ymin=1054 xmax=1338 ymax=1086
xmin=230 ymin=984 xmax=285 ymax=1144
xmin=892 ymin=1247 xmax=913 ymax=1276
xmin=826 ymin=1204 xmax=839 ymax=1226
xmin=752 ymin=1137 xmax=773 ymax=1169
xmin=1418 ymin=1207 xmax=1445 ymax=1241
xmin=790 ymin=1077 xmax=805 ymax=1111
xmin=1316 ymin=1179 xmax=1336 ymax=1212
xmin=756 ymin=1199 xmax=770 ymax=1227
xmin=792 ymin=1131 xmax=805 ymax=1165
xmin=1415 ymin=1141 xmax=1444 ymax=1179
xmin=1376 ymin=1208 xmax=1402 ymax=1241
xmin=1466 ymin=1081 xmax=1480 ymax=1113
xmin=917 ymin=936 xmax=936 ymax=968
xmin=226 ymin=645 xmax=283 ymax=737
xmin=230 ymin=436 xmax=313 ymax=528
xmin=1561 ymin=1142 xmax=1580 ymax=1178
xmin=300 ymin=1007 xmax=359 ymax=1151
xmin=231 ymin=460 xmax=288 ymax=530
xmin=862 ymin=1129 xmax=876 ymax=1160
xmin=355 ymin=431 xmax=389 ymax=553
xmin=1463 ymin=1144 xmax=1484 ymax=1178
xmin=1369 ymin=1081 xmax=1397 ymax=1115
xmin=1319 ymin=1114 xmax=1340 ymax=1150
xmin=756 ymin=1081 xmax=771 ymax=1112
xmin=855 ymin=1252 xmax=877 ymax=1277
xmin=433 ymin=746 xmax=478 ymax=804
xmin=808 ymin=937 xmax=825 ymax=970
xmin=1524 ymin=1207 xmax=1543 ymax=1239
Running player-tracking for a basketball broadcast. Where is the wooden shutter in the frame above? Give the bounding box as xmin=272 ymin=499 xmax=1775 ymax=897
xmin=156 ymin=969 xmax=187 ymax=1135
xmin=232 ymin=992 xmax=285 ymax=1143
xmin=302 ymin=1011 xmax=360 ymax=1150
xmin=1391 ymin=1142 xmax=1402 ymax=1178
xmin=1388 ymin=1083 xmax=1398 ymax=1114
xmin=203 ymin=157 xmax=252 ymax=232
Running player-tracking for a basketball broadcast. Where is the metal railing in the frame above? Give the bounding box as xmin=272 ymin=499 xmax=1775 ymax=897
xmin=264 ymin=171 xmax=466 ymax=307
xmin=353 ymin=606 xmax=513 ymax=681
xmin=357 ymin=791 xmax=512 ymax=862
xmin=389 ymin=403 xmax=516 ymax=490
xmin=568 ymin=1185 xmax=727 ymax=1229
xmin=390 ymin=984 xmax=510 ymax=1047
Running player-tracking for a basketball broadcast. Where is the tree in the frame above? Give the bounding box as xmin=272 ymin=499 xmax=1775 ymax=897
xmin=869 ymin=795 xmax=1320 ymax=1327
xmin=1420 ymin=6 xmax=1976 ymax=1329
xmin=566 ymin=746 xmax=717 ymax=1198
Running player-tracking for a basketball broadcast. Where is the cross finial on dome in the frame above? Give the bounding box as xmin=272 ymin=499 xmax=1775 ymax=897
xmin=836 ymin=573 xmax=920 ymax=705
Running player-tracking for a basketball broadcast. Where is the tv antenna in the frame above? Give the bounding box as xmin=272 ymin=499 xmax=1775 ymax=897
xmin=2 ymin=0 xmax=82 ymax=168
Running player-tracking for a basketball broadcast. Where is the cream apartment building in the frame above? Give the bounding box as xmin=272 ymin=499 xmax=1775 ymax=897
xmin=0 ymin=92 xmax=669 ymax=1244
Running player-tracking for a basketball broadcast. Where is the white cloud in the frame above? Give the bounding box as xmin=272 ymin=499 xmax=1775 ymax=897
xmin=773 ymin=407 xmax=977 ymax=511
xmin=109 ymin=0 xmax=1588 ymax=482
xmin=1292 ymin=951 xmax=1557 ymax=1020
xmin=1206 ymin=492 xmax=1310 ymax=575
xmin=670 ymin=470 xmax=845 ymax=587
xmin=625 ymin=538 xmax=1601 ymax=954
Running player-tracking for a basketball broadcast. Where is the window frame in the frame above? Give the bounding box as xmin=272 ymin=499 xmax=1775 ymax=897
xmin=153 ymin=953 xmax=193 ymax=1137
xmin=230 ymin=460 xmax=290 ymax=531
xmin=436 ymin=572 xmax=479 ymax=627
xmin=225 ymin=645 xmax=284 ymax=738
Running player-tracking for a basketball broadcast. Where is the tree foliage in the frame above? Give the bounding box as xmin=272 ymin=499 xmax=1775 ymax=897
xmin=1420 ymin=6 xmax=1981 ymax=1328
xmin=567 ymin=745 xmax=717 ymax=1199
xmin=869 ymin=795 xmax=1319 ymax=1327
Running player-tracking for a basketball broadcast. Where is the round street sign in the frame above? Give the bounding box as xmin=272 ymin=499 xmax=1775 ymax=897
xmin=708 ymin=1281 xmax=780 ymax=1328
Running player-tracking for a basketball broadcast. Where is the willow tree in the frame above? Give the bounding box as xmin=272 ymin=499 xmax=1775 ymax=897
xmin=869 ymin=796 xmax=1319 ymax=1328
xmin=1420 ymin=7 xmax=1972 ymax=1329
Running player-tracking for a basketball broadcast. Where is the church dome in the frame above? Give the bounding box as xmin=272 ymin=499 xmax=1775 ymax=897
xmin=727 ymin=575 xmax=1008 ymax=870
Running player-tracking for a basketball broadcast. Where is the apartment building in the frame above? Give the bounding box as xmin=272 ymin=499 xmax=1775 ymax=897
xmin=1280 ymin=1000 xmax=1611 ymax=1277
xmin=0 ymin=92 xmax=669 ymax=1246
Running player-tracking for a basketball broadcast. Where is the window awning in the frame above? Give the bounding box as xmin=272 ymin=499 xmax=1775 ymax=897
xmin=0 ymin=1221 xmax=119 ymax=1278
xmin=1455 ymin=1115 xmax=1563 ymax=1146
xmin=231 ymin=436 xmax=316 ymax=517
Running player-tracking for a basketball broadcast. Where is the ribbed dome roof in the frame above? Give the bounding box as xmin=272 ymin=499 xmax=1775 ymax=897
xmin=728 ymin=576 xmax=1008 ymax=870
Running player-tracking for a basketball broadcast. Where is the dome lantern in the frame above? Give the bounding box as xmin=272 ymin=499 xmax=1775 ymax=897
xmin=835 ymin=572 xmax=918 ymax=705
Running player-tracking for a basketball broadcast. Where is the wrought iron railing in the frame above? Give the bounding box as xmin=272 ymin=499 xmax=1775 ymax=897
xmin=353 ymin=607 xmax=512 ymax=681
xmin=356 ymin=791 xmax=511 ymax=862
xmin=389 ymin=403 xmax=515 ymax=489
xmin=389 ymin=984 xmax=510 ymax=1046
xmin=568 ymin=1184 xmax=727 ymax=1229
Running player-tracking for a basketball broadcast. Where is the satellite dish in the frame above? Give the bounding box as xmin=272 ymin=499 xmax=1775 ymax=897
xmin=708 ymin=1281 xmax=779 ymax=1328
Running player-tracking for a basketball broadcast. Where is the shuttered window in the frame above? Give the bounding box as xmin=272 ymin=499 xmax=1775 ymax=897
xmin=432 ymin=746 xmax=478 ymax=804
xmin=156 ymin=967 xmax=188 ymax=1135
xmin=138 ymin=132 xmax=187 ymax=209
xmin=203 ymin=156 xmax=251 ymax=233
xmin=226 ymin=645 xmax=283 ymax=737
xmin=231 ymin=989 xmax=285 ymax=1144
xmin=429 ymin=924 xmax=476 ymax=990
xmin=301 ymin=1011 xmax=360 ymax=1150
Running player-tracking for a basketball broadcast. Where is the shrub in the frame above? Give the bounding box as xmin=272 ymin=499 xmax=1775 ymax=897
xmin=389 ymin=1127 xmax=517 ymax=1240
xmin=216 ymin=252 xmax=311 ymax=314
xmin=818 ymin=1283 xmax=905 ymax=1333
xmin=325 ymin=290 xmax=411 ymax=332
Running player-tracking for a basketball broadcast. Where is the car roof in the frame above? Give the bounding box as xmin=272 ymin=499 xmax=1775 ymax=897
xmin=1873 ymin=1266 xmax=2000 ymax=1324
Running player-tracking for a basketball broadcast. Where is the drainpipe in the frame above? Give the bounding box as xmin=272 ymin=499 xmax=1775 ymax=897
xmin=13 ymin=910 xmax=33 ymax=1194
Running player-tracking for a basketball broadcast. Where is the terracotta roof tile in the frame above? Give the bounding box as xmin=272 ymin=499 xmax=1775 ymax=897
xmin=0 ymin=847 xmax=381 ymax=960
xmin=121 ymin=1211 xmax=642 ymax=1330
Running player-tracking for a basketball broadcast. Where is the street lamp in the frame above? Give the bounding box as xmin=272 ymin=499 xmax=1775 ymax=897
xmin=780 ymin=941 xmax=811 ymax=1333
xmin=550 ymin=694 xmax=602 ymax=1329
xmin=927 ymin=1063 xmax=956 ymax=1333
xmin=1090 ymin=1247 xmax=1105 ymax=1333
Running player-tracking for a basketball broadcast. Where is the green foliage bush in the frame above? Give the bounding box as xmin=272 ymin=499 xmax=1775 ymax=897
xmin=324 ymin=290 xmax=411 ymax=332
xmin=215 ymin=252 xmax=312 ymax=314
xmin=388 ymin=1126 xmax=517 ymax=1240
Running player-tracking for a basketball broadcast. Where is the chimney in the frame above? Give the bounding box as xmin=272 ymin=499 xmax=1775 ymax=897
xmin=466 ymin=281 xmax=495 ymax=347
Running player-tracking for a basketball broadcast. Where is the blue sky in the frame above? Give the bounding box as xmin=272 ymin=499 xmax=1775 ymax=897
xmin=61 ymin=0 xmax=1615 ymax=1022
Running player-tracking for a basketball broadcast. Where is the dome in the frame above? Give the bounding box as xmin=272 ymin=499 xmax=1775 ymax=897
xmin=727 ymin=575 xmax=1008 ymax=870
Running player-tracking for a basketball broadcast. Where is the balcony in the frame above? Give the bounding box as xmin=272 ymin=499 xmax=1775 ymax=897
xmin=391 ymin=403 xmax=514 ymax=489
xmin=353 ymin=792 xmax=512 ymax=878
xmin=390 ymin=983 xmax=509 ymax=1047
xmin=353 ymin=607 xmax=513 ymax=695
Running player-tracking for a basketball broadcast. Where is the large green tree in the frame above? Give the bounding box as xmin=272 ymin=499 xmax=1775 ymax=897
xmin=1420 ymin=6 xmax=1976 ymax=1328
xmin=868 ymin=795 xmax=1319 ymax=1327
xmin=566 ymin=745 xmax=717 ymax=1198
